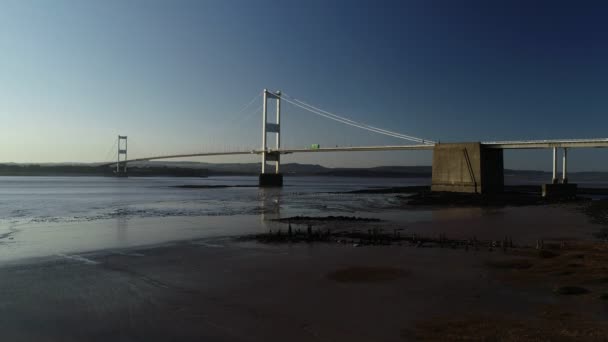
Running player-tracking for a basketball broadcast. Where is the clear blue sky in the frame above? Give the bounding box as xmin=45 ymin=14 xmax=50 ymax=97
xmin=1 ymin=0 xmax=607 ymax=170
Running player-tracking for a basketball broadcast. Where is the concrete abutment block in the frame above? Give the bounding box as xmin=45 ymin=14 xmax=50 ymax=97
xmin=431 ymin=142 xmax=504 ymax=194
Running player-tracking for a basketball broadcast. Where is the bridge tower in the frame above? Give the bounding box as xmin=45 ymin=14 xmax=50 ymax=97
xmin=259 ymin=89 xmax=283 ymax=187
xmin=116 ymin=135 xmax=128 ymax=177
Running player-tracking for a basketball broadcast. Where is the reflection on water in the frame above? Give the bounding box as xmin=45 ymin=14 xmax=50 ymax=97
xmin=116 ymin=216 xmax=128 ymax=243
xmin=0 ymin=175 xmax=602 ymax=262
xmin=0 ymin=176 xmax=425 ymax=227
xmin=258 ymin=187 xmax=282 ymax=232
xmin=431 ymin=207 xmax=503 ymax=221
xmin=0 ymin=176 xmax=425 ymax=261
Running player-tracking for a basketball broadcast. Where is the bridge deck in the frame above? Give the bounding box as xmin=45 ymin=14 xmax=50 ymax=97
xmin=98 ymin=139 xmax=608 ymax=166
xmin=481 ymin=138 xmax=608 ymax=149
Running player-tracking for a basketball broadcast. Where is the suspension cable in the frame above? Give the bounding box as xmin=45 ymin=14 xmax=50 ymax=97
xmin=280 ymin=94 xmax=435 ymax=144
xmin=227 ymin=92 xmax=261 ymax=124
xmin=103 ymin=139 xmax=118 ymax=163
xmin=283 ymin=93 xmax=431 ymax=143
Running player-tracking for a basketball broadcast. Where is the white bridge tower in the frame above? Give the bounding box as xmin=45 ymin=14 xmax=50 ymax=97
xmin=260 ymin=89 xmax=283 ymax=186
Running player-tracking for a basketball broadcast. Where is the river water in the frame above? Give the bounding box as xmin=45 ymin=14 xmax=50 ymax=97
xmin=0 ymin=175 xmax=603 ymax=262
xmin=0 ymin=176 xmax=429 ymax=261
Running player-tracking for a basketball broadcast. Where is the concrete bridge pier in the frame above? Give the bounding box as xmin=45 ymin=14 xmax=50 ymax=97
xmin=430 ymin=142 xmax=578 ymax=198
xmin=259 ymin=173 xmax=283 ymax=187
xmin=543 ymin=147 xmax=576 ymax=198
xmin=259 ymin=89 xmax=283 ymax=187
xmin=431 ymin=142 xmax=504 ymax=194
xmin=552 ymin=147 xmax=558 ymax=184
xmin=562 ymin=147 xmax=568 ymax=184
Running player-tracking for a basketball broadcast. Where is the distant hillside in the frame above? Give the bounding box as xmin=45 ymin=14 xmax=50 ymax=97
xmin=0 ymin=161 xmax=607 ymax=180
xmin=317 ymin=166 xmax=431 ymax=177
xmin=130 ymin=162 xmax=431 ymax=177
xmin=0 ymin=164 xmax=208 ymax=177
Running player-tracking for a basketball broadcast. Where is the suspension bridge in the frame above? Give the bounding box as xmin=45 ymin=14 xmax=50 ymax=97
xmin=99 ymin=89 xmax=608 ymax=195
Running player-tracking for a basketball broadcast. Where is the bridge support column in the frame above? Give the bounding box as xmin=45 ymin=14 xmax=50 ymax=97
xmin=562 ymin=148 xmax=568 ymax=184
xmin=542 ymin=147 xmax=577 ymax=199
xmin=259 ymin=89 xmax=283 ymax=187
xmin=552 ymin=147 xmax=558 ymax=184
xmin=431 ymin=142 xmax=504 ymax=194
xmin=115 ymin=135 xmax=128 ymax=177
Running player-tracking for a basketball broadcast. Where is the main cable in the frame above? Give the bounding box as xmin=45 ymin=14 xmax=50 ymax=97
xmin=281 ymin=97 xmax=423 ymax=142
xmin=283 ymin=93 xmax=430 ymax=143
xmin=280 ymin=94 xmax=434 ymax=144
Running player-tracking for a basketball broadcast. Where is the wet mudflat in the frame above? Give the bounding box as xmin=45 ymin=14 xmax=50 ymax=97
xmin=2 ymin=225 xmax=608 ymax=341
xmin=412 ymin=240 xmax=608 ymax=341
xmin=0 ymin=238 xmax=562 ymax=342
xmin=2 ymin=178 xmax=608 ymax=340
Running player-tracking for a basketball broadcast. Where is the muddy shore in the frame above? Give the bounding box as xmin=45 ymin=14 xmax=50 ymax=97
xmin=2 ymin=232 xmax=606 ymax=341
xmin=241 ymin=198 xmax=608 ymax=340
xmin=1 ymin=196 xmax=607 ymax=341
